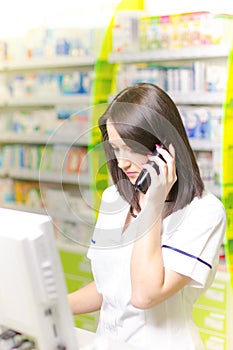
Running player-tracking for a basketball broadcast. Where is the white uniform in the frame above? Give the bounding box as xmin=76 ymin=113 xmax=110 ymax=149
xmin=87 ymin=185 xmax=226 ymax=350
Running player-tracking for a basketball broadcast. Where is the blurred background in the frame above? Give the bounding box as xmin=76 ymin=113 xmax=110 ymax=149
xmin=0 ymin=1 xmax=232 ymax=349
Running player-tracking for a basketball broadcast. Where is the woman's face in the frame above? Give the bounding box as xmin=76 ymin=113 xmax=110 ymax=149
xmin=106 ymin=121 xmax=148 ymax=184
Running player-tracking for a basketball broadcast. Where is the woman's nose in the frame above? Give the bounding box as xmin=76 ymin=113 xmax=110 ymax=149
xmin=117 ymin=156 xmax=131 ymax=170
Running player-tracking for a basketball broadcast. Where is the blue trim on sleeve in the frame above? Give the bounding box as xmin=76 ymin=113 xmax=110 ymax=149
xmin=162 ymin=244 xmax=212 ymax=269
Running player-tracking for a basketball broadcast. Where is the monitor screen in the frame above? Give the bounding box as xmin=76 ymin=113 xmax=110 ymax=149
xmin=0 ymin=208 xmax=79 ymax=350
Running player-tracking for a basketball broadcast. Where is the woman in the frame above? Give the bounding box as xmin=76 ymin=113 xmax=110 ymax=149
xmin=68 ymin=83 xmax=226 ymax=349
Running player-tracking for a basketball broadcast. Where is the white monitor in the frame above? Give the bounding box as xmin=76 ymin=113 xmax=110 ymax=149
xmin=0 ymin=208 xmax=79 ymax=350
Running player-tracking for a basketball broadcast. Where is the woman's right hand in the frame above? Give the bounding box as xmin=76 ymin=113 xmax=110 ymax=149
xmin=140 ymin=144 xmax=177 ymax=217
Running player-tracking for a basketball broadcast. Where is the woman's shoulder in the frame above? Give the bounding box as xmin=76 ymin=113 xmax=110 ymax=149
xmin=182 ymin=191 xmax=226 ymax=225
xmin=191 ymin=192 xmax=225 ymax=213
xmin=166 ymin=192 xmax=226 ymax=228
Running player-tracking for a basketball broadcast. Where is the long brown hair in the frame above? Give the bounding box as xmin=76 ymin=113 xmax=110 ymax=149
xmin=98 ymin=83 xmax=204 ymax=217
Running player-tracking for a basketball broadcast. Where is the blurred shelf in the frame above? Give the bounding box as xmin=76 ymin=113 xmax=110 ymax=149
xmin=4 ymin=94 xmax=90 ymax=107
xmin=0 ymin=202 xmax=93 ymax=225
xmin=0 ymin=169 xmax=90 ymax=185
xmin=190 ymin=139 xmax=221 ymax=151
xmin=0 ymin=132 xmax=89 ymax=145
xmin=0 ymin=55 xmax=96 ymax=71
xmin=109 ymin=91 xmax=225 ymax=105
xmin=109 ymin=45 xmax=230 ymax=64
xmin=170 ymin=91 xmax=225 ymax=105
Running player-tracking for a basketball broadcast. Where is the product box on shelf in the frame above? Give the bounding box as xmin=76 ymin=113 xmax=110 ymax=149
xmin=138 ymin=12 xmax=233 ymax=51
xmin=112 ymin=10 xmax=145 ymax=53
xmin=5 ymin=26 xmax=99 ymax=61
xmin=7 ymin=71 xmax=93 ymax=99
xmin=14 ymin=181 xmax=42 ymax=209
xmin=114 ymin=60 xmax=227 ymax=97
xmin=0 ymin=178 xmax=15 ymax=204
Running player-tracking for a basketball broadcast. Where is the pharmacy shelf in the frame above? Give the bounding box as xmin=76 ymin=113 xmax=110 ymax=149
xmin=170 ymin=92 xmax=225 ymax=105
xmin=189 ymin=139 xmax=221 ymax=151
xmin=0 ymin=132 xmax=89 ymax=146
xmin=108 ymin=45 xmax=230 ymax=63
xmin=109 ymin=46 xmax=227 ymax=106
xmin=109 ymin=92 xmax=225 ymax=106
xmin=0 ymin=202 xmax=93 ymax=225
xmin=0 ymin=169 xmax=90 ymax=185
xmin=0 ymin=55 xmax=96 ymax=71
xmin=0 ymin=56 xmax=94 ymax=228
xmin=0 ymin=203 xmax=46 ymax=215
xmin=4 ymin=94 xmax=90 ymax=107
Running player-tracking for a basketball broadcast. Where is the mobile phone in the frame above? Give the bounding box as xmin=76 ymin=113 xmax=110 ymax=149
xmin=135 ymin=147 xmax=165 ymax=194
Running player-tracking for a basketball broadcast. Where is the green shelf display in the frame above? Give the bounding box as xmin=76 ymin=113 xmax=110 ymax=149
xmin=222 ymin=48 xmax=233 ymax=289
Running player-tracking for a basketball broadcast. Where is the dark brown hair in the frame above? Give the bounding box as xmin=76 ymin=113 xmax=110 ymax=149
xmin=98 ymin=82 xmax=204 ymax=217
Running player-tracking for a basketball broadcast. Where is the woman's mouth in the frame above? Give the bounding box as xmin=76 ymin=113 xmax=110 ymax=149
xmin=125 ymin=172 xmax=138 ymax=178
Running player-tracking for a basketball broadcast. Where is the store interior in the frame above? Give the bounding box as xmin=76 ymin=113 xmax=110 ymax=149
xmin=0 ymin=0 xmax=232 ymax=349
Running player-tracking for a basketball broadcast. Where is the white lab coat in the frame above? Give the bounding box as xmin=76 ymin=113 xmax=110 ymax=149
xmin=87 ymin=185 xmax=226 ymax=349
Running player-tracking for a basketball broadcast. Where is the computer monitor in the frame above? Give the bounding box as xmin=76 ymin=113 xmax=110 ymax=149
xmin=0 ymin=208 xmax=79 ymax=350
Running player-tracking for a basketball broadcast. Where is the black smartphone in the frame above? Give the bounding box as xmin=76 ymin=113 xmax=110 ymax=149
xmin=135 ymin=147 xmax=166 ymax=194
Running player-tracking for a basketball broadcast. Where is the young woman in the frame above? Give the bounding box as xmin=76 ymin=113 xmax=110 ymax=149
xmin=68 ymin=83 xmax=226 ymax=349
